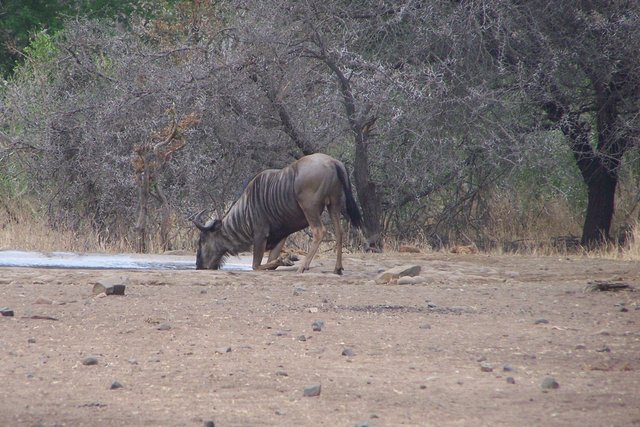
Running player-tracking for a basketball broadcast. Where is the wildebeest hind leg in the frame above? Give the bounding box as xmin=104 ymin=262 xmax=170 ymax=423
xmin=329 ymin=204 xmax=343 ymax=275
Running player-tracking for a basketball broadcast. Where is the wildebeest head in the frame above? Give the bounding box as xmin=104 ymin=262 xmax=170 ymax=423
xmin=192 ymin=213 xmax=228 ymax=270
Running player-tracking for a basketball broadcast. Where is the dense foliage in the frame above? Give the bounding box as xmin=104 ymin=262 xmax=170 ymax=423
xmin=1 ymin=0 xmax=638 ymax=252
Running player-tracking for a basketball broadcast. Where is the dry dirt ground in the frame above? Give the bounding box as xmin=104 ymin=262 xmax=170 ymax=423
xmin=1 ymin=252 xmax=639 ymax=427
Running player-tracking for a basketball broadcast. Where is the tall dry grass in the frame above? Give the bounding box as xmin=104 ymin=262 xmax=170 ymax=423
xmin=1 ymin=195 xmax=639 ymax=261
xmin=0 ymin=200 xmax=119 ymax=253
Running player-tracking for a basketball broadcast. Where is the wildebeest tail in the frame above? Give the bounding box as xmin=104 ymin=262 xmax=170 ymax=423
xmin=335 ymin=164 xmax=363 ymax=228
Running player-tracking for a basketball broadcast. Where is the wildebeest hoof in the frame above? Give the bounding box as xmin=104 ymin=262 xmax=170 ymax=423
xmin=334 ymin=267 xmax=343 ymax=275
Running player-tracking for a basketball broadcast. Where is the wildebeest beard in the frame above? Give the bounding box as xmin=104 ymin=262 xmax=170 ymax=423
xmin=196 ymin=233 xmax=238 ymax=270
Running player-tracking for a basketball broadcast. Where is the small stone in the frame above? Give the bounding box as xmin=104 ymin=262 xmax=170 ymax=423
xmin=275 ymin=371 xmax=288 ymax=377
xmin=82 ymin=356 xmax=99 ymax=366
xmin=203 ymin=421 xmax=215 ymax=427
xmin=27 ymin=338 xmax=36 ymax=344
xmin=541 ymin=376 xmax=560 ymax=390
xmin=157 ymin=323 xmax=172 ymax=331
xmin=426 ymin=303 xmax=438 ymax=309
xmin=419 ymin=324 xmax=431 ymax=330
xmin=480 ymin=361 xmax=493 ymax=372
xmin=620 ymin=307 xmax=628 ymax=312
xmin=298 ymin=335 xmax=307 ymax=342
xmin=308 ymin=307 xmax=319 ymax=313
xmin=376 ymin=265 xmax=422 ymax=283
xmin=355 ymin=421 xmax=370 ymax=427
xmin=0 ymin=307 xmax=14 ymax=317
xmin=92 ymin=276 xmax=127 ymax=296
xmin=397 ymin=276 xmax=415 ymax=285
xmin=34 ymin=297 xmax=52 ymax=305
xmin=342 ymin=347 xmax=355 ymax=357
xmin=303 ymin=384 xmax=321 ymax=397
xmin=575 ymin=344 xmax=587 ymax=350
xmin=215 ymin=347 xmax=232 ymax=354
xmin=534 ymin=319 xmax=549 ymax=325
xmin=312 ymin=320 xmax=325 ymax=332
xmin=506 ymin=377 xmax=516 ymax=384
xmin=293 ymin=287 xmax=306 ymax=296
xmin=503 ymin=364 xmax=514 ymax=372
xmin=596 ymin=346 xmax=611 ymax=353
xmin=128 ymin=358 xmax=138 ymax=365
xmin=419 ymin=384 xmax=427 ymax=390
xmin=110 ymin=381 xmax=124 ymax=389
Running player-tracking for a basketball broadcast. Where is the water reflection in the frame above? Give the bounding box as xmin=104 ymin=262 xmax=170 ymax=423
xmin=0 ymin=250 xmax=251 ymax=271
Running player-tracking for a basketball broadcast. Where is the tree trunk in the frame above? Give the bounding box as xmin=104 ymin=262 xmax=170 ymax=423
xmin=353 ymin=136 xmax=383 ymax=252
xmin=558 ymin=96 xmax=622 ymax=248
xmin=581 ymin=169 xmax=616 ymax=247
xmin=134 ymin=168 xmax=149 ymax=253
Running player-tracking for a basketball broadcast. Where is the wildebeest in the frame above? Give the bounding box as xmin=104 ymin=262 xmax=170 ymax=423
xmin=192 ymin=153 xmax=362 ymax=274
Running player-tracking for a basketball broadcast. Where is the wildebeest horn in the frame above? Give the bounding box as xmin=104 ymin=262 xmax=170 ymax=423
xmin=191 ymin=209 xmax=209 ymax=231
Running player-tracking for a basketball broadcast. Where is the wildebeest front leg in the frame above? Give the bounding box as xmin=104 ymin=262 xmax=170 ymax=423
xmin=267 ymin=238 xmax=286 ymax=264
xmin=298 ymin=220 xmax=325 ymax=273
xmin=252 ymin=235 xmax=267 ymax=270
xmin=255 ymin=238 xmax=287 ymax=271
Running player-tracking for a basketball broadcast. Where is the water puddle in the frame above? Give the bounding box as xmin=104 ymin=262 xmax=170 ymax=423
xmin=0 ymin=250 xmax=252 ymax=271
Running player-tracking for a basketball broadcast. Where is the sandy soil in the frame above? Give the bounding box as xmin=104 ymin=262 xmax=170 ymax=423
xmin=1 ymin=251 xmax=639 ymax=427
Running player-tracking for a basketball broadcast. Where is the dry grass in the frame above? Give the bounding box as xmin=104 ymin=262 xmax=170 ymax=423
xmin=2 ymin=198 xmax=639 ymax=261
xmin=0 ymin=201 xmax=117 ymax=253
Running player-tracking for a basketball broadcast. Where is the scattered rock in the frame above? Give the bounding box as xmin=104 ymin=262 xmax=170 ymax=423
xmin=419 ymin=324 xmax=431 ymax=330
xmin=215 ymin=347 xmax=232 ymax=354
xmin=506 ymin=377 xmax=516 ymax=384
xmin=293 ymin=287 xmax=306 ymax=296
xmin=541 ymin=376 xmax=560 ymax=390
xmin=203 ymin=421 xmax=215 ymax=427
xmin=275 ymin=371 xmax=288 ymax=377
xmin=503 ymin=364 xmax=514 ymax=372
xmin=596 ymin=346 xmax=611 ymax=353
xmin=342 ymin=347 xmax=355 ymax=357
xmin=584 ymin=281 xmax=632 ymax=292
xmin=376 ymin=265 xmax=422 ymax=283
xmin=397 ymin=276 xmax=416 ymax=285
xmin=92 ymin=276 xmax=128 ymax=296
xmin=298 ymin=335 xmax=307 ymax=342
xmin=1 ymin=307 xmax=14 ymax=317
xmin=157 ymin=323 xmax=172 ymax=331
xmin=82 ymin=356 xmax=99 ymax=366
xmin=411 ymin=276 xmax=427 ymax=284
xmin=355 ymin=421 xmax=372 ymax=427
xmin=575 ymin=344 xmax=587 ymax=350
xmin=34 ymin=297 xmax=53 ymax=305
xmin=110 ymin=381 xmax=124 ymax=390
xmin=620 ymin=307 xmax=629 ymax=312
xmin=312 ymin=320 xmax=325 ymax=332
xmin=480 ymin=361 xmax=493 ymax=372
xmin=303 ymin=384 xmax=321 ymax=397
xmin=534 ymin=319 xmax=549 ymax=325
xmin=27 ymin=338 xmax=36 ymax=344
xmin=308 ymin=307 xmax=319 ymax=313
